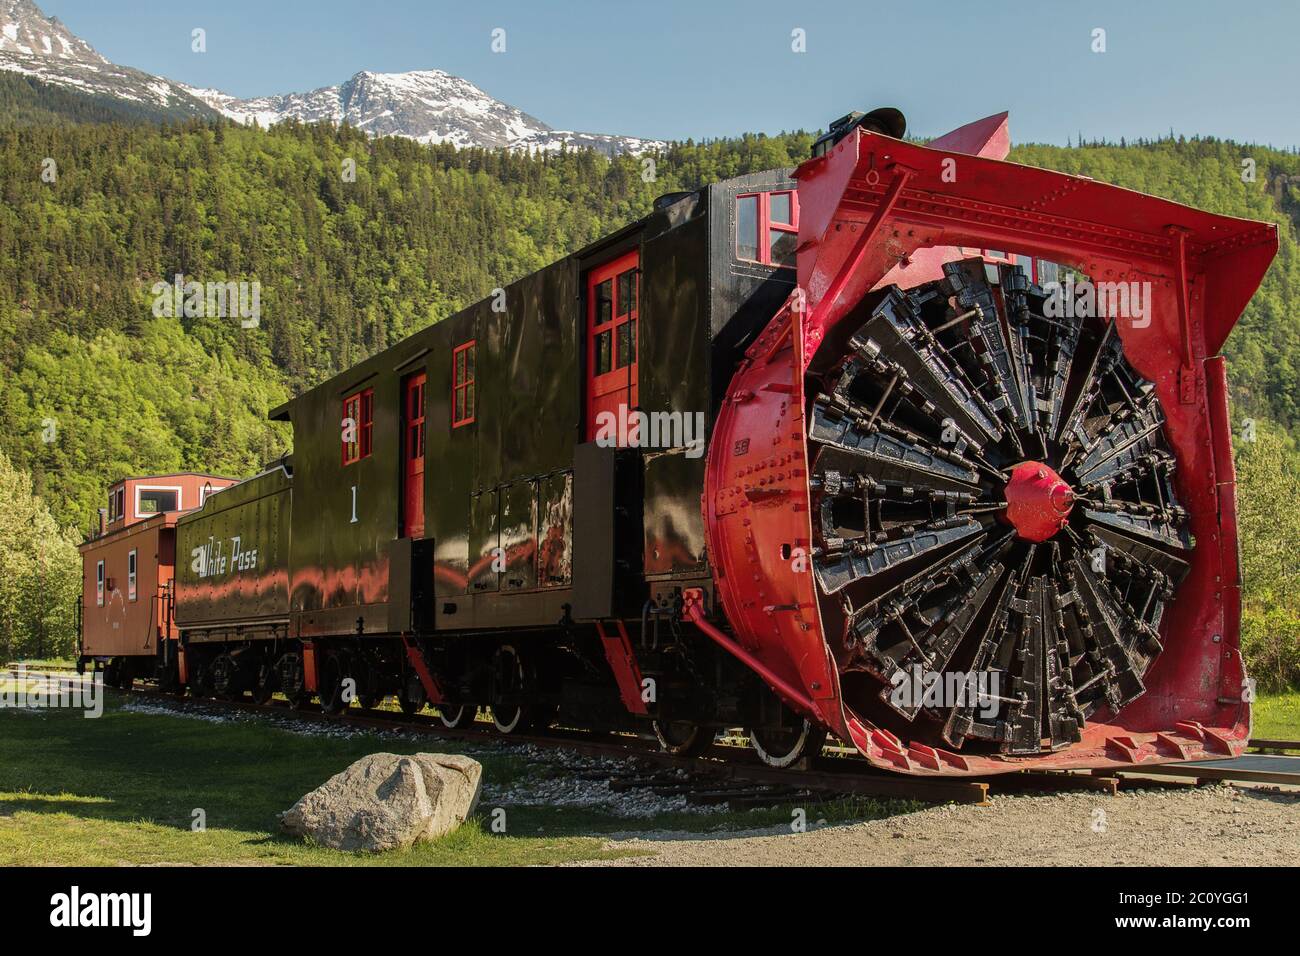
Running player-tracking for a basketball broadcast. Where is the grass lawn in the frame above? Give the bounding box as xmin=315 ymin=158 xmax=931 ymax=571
xmin=1254 ymin=690 xmax=1300 ymax=742
xmin=7 ymin=658 xmax=77 ymax=671
xmin=0 ymin=689 xmax=916 ymax=866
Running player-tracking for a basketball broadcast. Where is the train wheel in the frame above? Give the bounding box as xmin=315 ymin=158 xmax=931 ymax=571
xmin=438 ymin=704 xmax=477 ymax=729
xmin=653 ymin=720 xmax=715 ymax=757
xmin=352 ymin=654 xmax=383 ymax=710
xmin=319 ymin=652 xmax=351 ymax=715
xmin=750 ymin=720 xmax=828 ymax=769
xmin=116 ymin=660 xmax=135 ymax=692
xmin=277 ymin=652 xmax=307 ymax=709
xmin=490 ymin=645 xmax=531 ymax=734
xmin=252 ymin=662 xmax=277 ymax=704
xmin=210 ymin=653 xmax=241 ymax=701
xmin=188 ymin=662 xmax=212 ymax=699
xmin=398 ymin=670 xmax=428 ymax=715
xmin=103 ymin=657 xmax=121 ymax=689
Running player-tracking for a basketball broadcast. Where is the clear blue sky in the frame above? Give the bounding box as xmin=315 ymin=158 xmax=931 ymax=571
xmin=39 ymin=0 xmax=1300 ymax=147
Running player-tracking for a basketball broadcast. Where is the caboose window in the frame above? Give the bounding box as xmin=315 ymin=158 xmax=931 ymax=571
xmin=136 ymin=487 xmax=179 ymax=516
xmin=96 ymin=560 xmax=104 ymax=607
xmin=736 ymin=190 xmax=799 ymax=268
xmin=452 ymin=341 xmax=476 ymax=428
xmin=128 ymin=549 xmax=137 ymax=602
xmin=342 ymin=388 xmax=374 ymax=464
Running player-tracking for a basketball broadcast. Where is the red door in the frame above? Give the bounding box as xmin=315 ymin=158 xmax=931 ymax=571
xmin=402 ymin=372 xmax=426 ymax=538
xmin=585 ymin=251 xmax=639 ymax=442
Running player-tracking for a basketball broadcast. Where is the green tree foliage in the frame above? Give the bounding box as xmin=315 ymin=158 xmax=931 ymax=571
xmin=0 ymin=448 xmax=80 ymax=660
xmin=1234 ymin=420 xmax=1300 ymax=690
xmin=0 ymin=319 xmax=290 ymax=529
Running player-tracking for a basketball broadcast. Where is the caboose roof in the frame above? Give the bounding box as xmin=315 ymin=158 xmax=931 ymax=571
xmin=107 ymin=471 xmax=241 ymax=486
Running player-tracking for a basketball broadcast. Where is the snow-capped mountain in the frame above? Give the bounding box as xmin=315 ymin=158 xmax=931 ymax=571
xmin=183 ymin=69 xmax=662 ymax=155
xmin=0 ymin=0 xmax=214 ymax=117
xmin=1 ymin=0 xmax=662 ymax=154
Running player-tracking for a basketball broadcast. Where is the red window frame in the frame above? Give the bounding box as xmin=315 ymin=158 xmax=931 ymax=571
xmin=585 ymin=251 xmax=640 ymax=441
xmin=341 ymin=387 xmax=373 ymax=465
xmin=452 ymin=340 xmax=476 ymax=428
xmin=736 ymin=189 xmax=799 ymax=267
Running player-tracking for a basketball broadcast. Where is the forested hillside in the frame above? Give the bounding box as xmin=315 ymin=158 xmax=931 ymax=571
xmin=0 ymin=119 xmax=814 ymax=528
xmin=0 ymin=70 xmax=207 ymax=126
xmin=0 ymin=116 xmax=1296 ymax=675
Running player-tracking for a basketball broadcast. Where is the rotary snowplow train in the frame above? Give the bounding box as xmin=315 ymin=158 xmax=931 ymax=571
xmin=79 ymin=108 xmax=1277 ymax=776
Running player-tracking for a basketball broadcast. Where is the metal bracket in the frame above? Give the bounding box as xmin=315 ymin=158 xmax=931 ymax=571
xmin=1167 ymin=225 xmax=1197 ymax=405
xmin=808 ymin=163 xmax=917 ymax=333
xmin=596 ymin=620 xmax=649 ymax=715
xmin=400 ymin=633 xmax=446 ymax=704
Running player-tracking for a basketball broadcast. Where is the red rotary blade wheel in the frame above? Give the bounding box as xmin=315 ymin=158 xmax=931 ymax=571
xmin=805 ymin=259 xmax=1192 ymax=756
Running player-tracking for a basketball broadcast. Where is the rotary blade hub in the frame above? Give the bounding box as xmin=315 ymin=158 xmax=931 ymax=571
xmin=1003 ymin=460 xmax=1074 ymax=542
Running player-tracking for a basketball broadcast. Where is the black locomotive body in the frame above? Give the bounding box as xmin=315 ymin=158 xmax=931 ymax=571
xmin=171 ymin=168 xmax=800 ymax=741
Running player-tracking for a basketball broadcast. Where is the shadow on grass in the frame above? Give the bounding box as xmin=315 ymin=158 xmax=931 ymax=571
xmin=0 ymin=699 xmax=510 ymax=839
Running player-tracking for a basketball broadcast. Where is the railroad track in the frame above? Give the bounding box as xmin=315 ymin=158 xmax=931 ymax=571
xmin=125 ymin=686 xmax=1004 ymax=806
xmin=8 ymin=664 xmax=1299 ymax=803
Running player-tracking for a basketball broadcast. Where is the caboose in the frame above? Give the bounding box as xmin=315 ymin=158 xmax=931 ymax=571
xmin=89 ymin=108 xmax=1276 ymax=775
xmin=78 ymin=472 xmax=238 ymax=687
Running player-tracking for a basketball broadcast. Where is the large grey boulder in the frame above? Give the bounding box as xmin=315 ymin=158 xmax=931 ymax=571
xmin=281 ymin=752 xmax=482 ymax=852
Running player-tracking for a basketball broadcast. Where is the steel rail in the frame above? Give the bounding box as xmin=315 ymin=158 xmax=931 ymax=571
xmin=1107 ymin=755 xmax=1300 ymax=787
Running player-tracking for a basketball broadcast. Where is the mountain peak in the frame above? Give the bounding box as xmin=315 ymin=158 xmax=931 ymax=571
xmin=0 ymin=0 xmax=212 ymax=116
xmin=1 ymin=0 xmax=107 ymax=66
xmin=1 ymin=1 xmax=661 ymax=154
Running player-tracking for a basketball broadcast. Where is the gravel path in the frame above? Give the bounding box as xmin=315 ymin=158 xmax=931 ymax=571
xmin=591 ymin=784 xmax=1300 ymax=866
